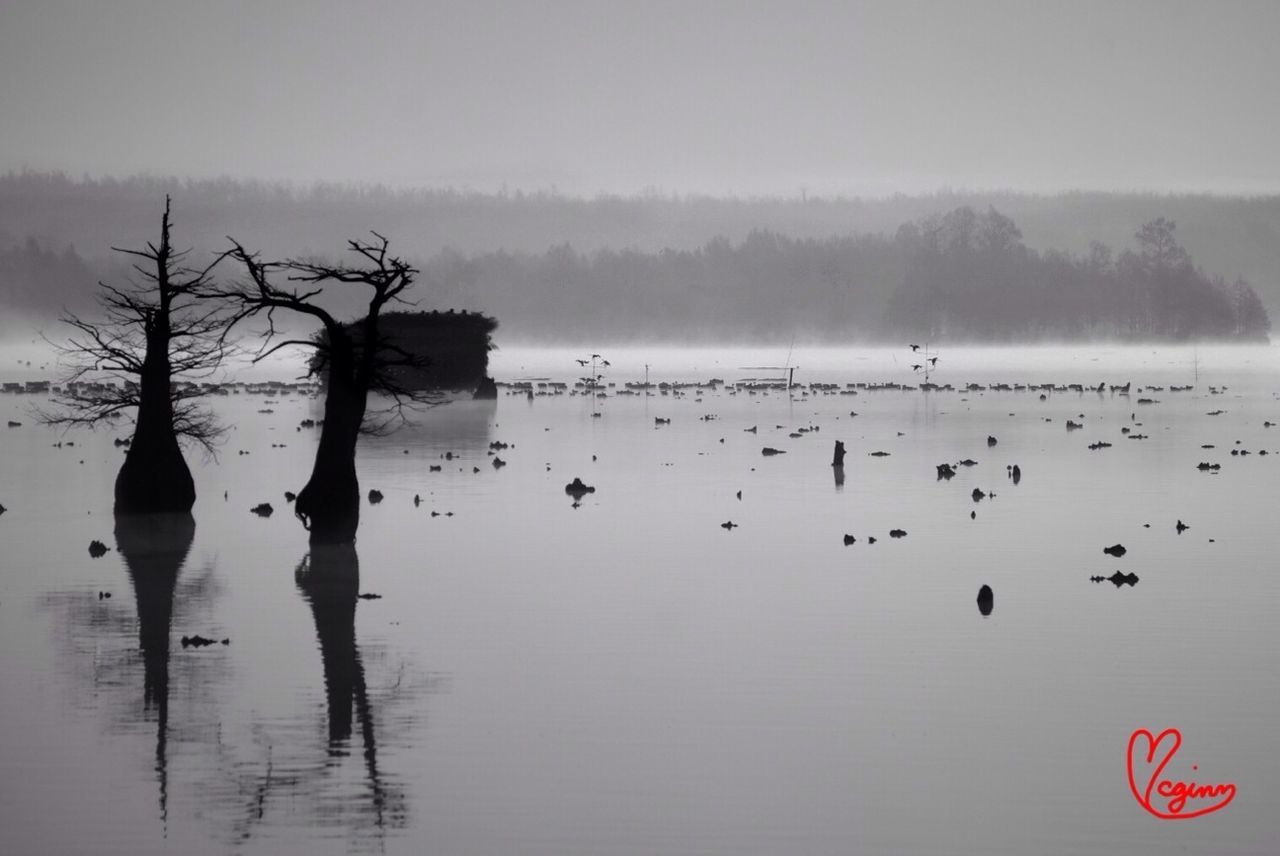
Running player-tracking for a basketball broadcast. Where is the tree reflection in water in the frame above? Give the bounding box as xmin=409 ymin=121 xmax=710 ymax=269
xmin=39 ymin=528 xmax=421 ymax=850
xmin=208 ymin=546 xmax=414 ymax=850
xmin=115 ymin=512 xmax=198 ymax=827
xmin=295 ymin=544 xmax=404 ymax=832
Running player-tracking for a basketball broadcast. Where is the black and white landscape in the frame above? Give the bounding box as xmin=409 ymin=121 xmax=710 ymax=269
xmin=1 ymin=2 xmax=1278 ymax=854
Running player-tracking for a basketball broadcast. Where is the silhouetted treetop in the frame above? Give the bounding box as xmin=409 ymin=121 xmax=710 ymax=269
xmin=38 ymin=196 xmax=231 ymax=513
xmin=217 ymin=233 xmax=435 ymax=543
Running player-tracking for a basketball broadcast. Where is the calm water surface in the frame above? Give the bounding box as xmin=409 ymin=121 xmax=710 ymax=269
xmin=1 ymin=344 xmax=1279 ymax=854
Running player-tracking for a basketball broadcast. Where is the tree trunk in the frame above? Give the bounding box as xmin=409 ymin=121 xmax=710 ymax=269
xmin=115 ymin=334 xmax=195 ymax=513
xmin=295 ymin=340 xmax=366 ymax=544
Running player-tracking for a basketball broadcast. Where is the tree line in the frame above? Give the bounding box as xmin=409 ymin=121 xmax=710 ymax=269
xmin=5 ymin=170 xmax=1280 ymax=325
xmin=420 ymin=208 xmax=1269 ymax=342
xmin=885 ymin=208 xmax=1269 ymax=341
xmin=8 ymin=202 xmax=1269 ymax=347
xmin=0 ymin=236 xmax=100 ymax=331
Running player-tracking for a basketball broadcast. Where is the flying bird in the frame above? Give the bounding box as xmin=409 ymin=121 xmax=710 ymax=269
xmin=575 ymin=359 xmax=589 ymax=366
xmin=912 ymin=364 xmax=923 ymax=371
xmin=601 ymin=360 xmax=611 ymax=366
xmin=909 ymin=344 xmax=921 ymax=351
xmin=928 ymin=357 xmax=939 ymax=365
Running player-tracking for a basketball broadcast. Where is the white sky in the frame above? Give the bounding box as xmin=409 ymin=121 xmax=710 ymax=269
xmin=1 ymin=0 xmax=1277 ymax=196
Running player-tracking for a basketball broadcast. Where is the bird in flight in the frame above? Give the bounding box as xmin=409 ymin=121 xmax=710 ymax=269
xmin=909 ymin=344 xmax=921 ymax=351
xmin=928 ymin=357 xmax=939 ymax=366
xmin=576 ymin=359 xmax=589 ymax=366
xmin=912 ymin=364 xmax=923 ymax=371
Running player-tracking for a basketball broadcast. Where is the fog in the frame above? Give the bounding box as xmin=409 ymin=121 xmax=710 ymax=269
xmin=2 ymin=2 xmax=1280 ymax=341
xmin=6 ymin=5 xmax=1280 ymax=854
xmin=2 ymin=1 xmax=1279 ymax=196
xmin=1 ymin=174 xmax=1277 ymax=343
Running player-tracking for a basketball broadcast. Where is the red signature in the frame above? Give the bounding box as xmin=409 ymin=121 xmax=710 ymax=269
xmin=1127 ymin=728 xmax=1236 ymax=819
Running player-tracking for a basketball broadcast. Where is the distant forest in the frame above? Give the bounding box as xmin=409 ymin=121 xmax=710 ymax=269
xmin=421 ymin=210 xmax=1268 ymax=341
xmin=0 ymin=171 xmax=1275 ymax=342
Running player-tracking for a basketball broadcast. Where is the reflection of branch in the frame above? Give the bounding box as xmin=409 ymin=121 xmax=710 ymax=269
xmin=39 ymin=540 xmax=417 ymax=848
xmin=225 ymin=742 xmax=304 ymax=847
xmin=352 ymin=647 xmax=387 ymax=830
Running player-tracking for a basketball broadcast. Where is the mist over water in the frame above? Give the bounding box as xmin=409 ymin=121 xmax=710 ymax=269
xmin=4 ymin=175 xmax=1280 ymax=339
xmin=2 ymin=343 xmax=1278 ymax=854
xmin=5 ymin=1 xmax=1280 ymax=848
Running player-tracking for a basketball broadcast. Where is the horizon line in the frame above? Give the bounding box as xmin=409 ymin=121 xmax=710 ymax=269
xmin=5 ymin=166 xmax=1280 ymax=205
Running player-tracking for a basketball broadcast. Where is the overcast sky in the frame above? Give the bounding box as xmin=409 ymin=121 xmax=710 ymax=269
xmin=1 ymin=0 xmax=1277 ymax=197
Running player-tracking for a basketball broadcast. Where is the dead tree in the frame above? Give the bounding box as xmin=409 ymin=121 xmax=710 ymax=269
xmin=218 ymin=234 xmax=434 ymax=544
xmin=40 ymin=196 xmax=228 ymax=513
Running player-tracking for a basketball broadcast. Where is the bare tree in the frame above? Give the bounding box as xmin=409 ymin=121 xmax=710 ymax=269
xmin=217 ymin=233 xmax=434 ymax=544
xmin=40 ymin=196 xmax=229 ymax=513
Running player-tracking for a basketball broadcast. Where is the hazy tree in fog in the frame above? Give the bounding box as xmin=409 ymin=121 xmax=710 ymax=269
xmin=1118 ymin=218 xmax=1236 ymax=339
xmin=1134 ymin=217 xmax=1191 ymax=272
xmin=0 ymin=237 xmax=98 ymax=330
xmin=881 ymin=207 xmax=1268 ymax=341
xmin=218 ymin=234 xmax=430 ymax=544
xmin=1227 ymin=275 xmax=1271 ymax=339
xmin=40 ymin=196 xmax=228 ymax=513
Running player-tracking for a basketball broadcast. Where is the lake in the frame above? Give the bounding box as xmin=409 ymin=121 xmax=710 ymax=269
xmin=1 ymin=343 xmax=1278 ymax=854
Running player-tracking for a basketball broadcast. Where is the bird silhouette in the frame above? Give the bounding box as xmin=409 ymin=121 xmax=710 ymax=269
xmin=928 ymin=357 xmax=939 ymax=365
xmin=601 ymin=360 xmax=611 ymax=366
xmin=909 ymin=344 xmax=921 ymax=351
xmin=912 ymin=364 xmax=923 ymax=371
xmin=575 ymin=359 xmax=589 ymax=366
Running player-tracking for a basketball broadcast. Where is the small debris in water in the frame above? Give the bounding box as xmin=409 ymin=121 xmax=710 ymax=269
xmin=181 ymin=635 xmax=229 ymax=648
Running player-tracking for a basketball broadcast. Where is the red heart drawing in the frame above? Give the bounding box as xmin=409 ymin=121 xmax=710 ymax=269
xmin=1127 ymin=728 xmax=1236 ymax=819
